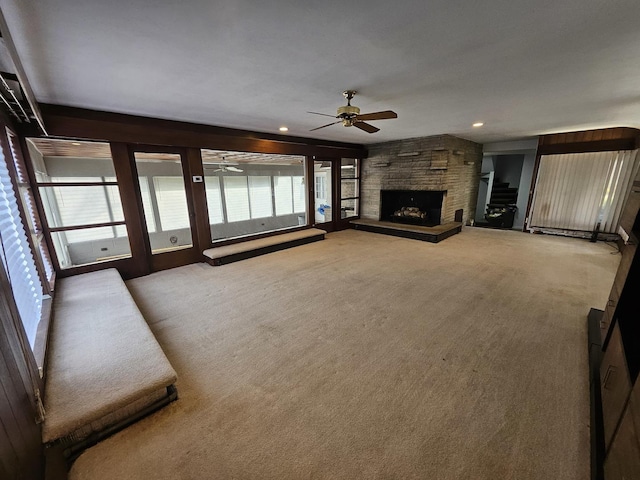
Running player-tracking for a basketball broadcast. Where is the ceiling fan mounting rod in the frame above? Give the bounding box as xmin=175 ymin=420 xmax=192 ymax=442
xmin=343 ymin=90 xmax=356 ymax=105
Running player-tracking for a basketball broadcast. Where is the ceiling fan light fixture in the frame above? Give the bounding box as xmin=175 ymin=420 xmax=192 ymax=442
xmin=308 ymin=91 xmax=397 ymax=134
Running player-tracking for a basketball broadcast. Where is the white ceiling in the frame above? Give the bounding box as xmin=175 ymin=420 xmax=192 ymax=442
xmin=2 ymin=0 xmax=640 ymax=145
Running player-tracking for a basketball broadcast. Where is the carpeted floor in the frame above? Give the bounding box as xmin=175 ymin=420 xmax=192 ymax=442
xmin=70 ymin=228 xmax=619 ymax=480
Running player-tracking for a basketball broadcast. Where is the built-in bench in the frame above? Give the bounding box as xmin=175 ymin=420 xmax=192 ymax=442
xmin=42 ymin=268 xmax=177 ymax=458
xmin=203 ymin=228 xmax=326 ymax=266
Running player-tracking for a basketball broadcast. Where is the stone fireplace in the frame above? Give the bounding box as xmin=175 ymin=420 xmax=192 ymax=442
xmin=380 ymin=190 xmax=444 ymax=226
xmin=360 ymin=135 xmax=483 ymax=225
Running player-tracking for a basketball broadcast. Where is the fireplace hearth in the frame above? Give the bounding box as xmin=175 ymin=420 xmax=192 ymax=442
xmin=380 ymin=190 xmax=444 ymax=227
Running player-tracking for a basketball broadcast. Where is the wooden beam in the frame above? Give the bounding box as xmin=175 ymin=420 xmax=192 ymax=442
xmin=40 ymin=104 xmax=368 ymax=159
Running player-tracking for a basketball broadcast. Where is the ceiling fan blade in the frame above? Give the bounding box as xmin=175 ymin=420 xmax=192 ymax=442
xmin=353 ymin=121 xmax=380 ymax=133
xmin=310 ymin=121 xmax=341 ymax=132
xmin=226 ymin=166 xmax=243 ymax=172
xmin=307 ymin=111 xmax=338 ymax=118
xmin=356 ymin=110 xmax=398 ymax=121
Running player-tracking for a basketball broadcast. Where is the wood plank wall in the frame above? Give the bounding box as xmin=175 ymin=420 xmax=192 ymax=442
xmin=0 ymin=256 xmax=43 ymax=480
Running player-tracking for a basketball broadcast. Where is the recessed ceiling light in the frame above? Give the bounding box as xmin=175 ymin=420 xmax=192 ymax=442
xmin=472 ymin=122 xmax=484 ymax=128
xmin=71 ymin=142 xmax=82 ymax=146
xmin=279 ymin=126 xmax=289 ymax=132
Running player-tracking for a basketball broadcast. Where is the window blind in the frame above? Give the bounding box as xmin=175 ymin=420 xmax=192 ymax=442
xmin=248 ymin=176 xmax=273 ymax=219
xmin=292 ymin=176 xmax=305 ymax=213
xmin=274 ymin=176 xmax=293 ymax=215
xmin=224 ymin=176 xmax=250 ymax=222
xmin=138 ymin=177 xmax=157 ymax=233
xmin=530 ymin=150 xmax=640 ymax=233
xmin=153 ymin=176 xmax=190 ymax=230
xmin=0 ymin=150 xmax=42 ymax=348
xmin=204 ymin=176 xmax=224 ymax=224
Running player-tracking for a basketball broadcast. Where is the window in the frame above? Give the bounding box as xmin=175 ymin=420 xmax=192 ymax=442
xmin=315 ymin=176 xmax=326 ymax=200
xmin=153 ymin=177 xmax=191 ymax=230
xmin=202 ymin=150 xmax=306 ymax=240
xmin=204 ymin=176 xmax=224 ymax=224
xmin=292 ymin=176 xmax=305 ymax=213
xmin=224 ymin=176 xmax=251 ymax=222
xmin=340 ymin=158 xmax=359 ymax=219
xmin=274 ymin=176 xmax=293 ymax=215
xmin=27 ymin=139 xmax=132 ymax=269
xmin=138 ymin=177 xmax=157 ymax=233
xmin=134 ymin=153 xmax=193 ymax=254
xmin=0 ymin=142 xmax=43 ymax=348
xmin=6 ymin=130 xmax=53 ymax=287
xmin=248 ymin=176 xmax=273 ymax=218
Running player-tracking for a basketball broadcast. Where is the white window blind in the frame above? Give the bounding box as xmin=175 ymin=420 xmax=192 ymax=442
xmin=248 ymin=176 xmax=273 ymax=219
xmin=50 ymin=183 xmax=112 ymax=243
xmin=292 ymin=176 xmax=305 ymax=213
xmin=274 ymin=176 xmax=293 ymax=215
xmin=204 ymin=176 xmax=224 ymax=224
xmin=224 ymin=176 xmax=250 ymax=222
xmin=138 ymin=177 xmax=157 ymax=233
xmin=530 ymin=150 xmax=640 ymax=233
xmin=315 ymin=176 xmax=326 ymax=200
xmin=0 ymin=151 xmax=42 ymax=348
xmin=153 ymin=176 xmax=190 ymax=230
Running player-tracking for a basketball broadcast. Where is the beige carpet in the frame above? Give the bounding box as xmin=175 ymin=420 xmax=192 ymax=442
xmin=70 ymin=228 xmax=619 ymax=480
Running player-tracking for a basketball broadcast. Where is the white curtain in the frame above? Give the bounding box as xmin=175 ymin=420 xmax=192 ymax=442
xmin=529 ymin=150 xmax=640 ymax=233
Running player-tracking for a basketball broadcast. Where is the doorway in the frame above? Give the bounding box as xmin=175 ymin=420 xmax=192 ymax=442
xmin=313 ymin=159 xmax=334 ymax=231
xmin=132 ymin=148 xmax=200 ymax=271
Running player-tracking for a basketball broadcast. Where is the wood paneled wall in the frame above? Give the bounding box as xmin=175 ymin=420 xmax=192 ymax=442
xmin=0 ymin=254 xmax=43 ymax=480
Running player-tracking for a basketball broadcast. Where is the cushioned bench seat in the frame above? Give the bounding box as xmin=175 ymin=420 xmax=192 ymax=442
xmin=42 ymin=269 xmax=177 ymax=451
xmin=203 ymin=228 xmax=326 ymax=265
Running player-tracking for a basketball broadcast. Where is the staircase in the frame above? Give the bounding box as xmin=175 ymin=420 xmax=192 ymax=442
xmin=489 ymin=181 xmax=518 ymax=205
xmin=484 ymin=179 xmax=518 ymax=228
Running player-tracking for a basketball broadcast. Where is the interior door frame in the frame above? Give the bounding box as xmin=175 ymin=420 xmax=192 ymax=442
xmin=128 ymin=144 xmax=204 ymax=272
xmin=308 ymin=156 xmax=338 ymax=232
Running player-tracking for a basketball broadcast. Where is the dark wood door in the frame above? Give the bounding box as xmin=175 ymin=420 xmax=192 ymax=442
xmin=130 ymin=146 xmax=203 ymax=272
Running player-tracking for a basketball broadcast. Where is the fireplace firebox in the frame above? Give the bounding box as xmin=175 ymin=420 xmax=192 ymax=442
xmin=380 ymin=190 xmax=444 ymax=227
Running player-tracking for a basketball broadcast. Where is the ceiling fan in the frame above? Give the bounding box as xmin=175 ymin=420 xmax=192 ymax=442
xmin=204 ymin=157 xmax=244 ymax=173
xmin=309 ymin=90 xmax=397 ymax=133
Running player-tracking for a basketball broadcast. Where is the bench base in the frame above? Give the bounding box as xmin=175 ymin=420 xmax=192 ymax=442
xmin=51 ymin=385 xmax=178 ymax=462
xmin=204 ymin=228 xmax=326 ymax=266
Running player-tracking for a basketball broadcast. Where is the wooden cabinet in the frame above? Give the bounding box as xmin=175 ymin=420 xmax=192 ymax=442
xmin=605 ymin=383 xmax=640 ymax=479
xmin=598 ymin=168 xmax=640 ymax=479
xmin=600 ymin=241 xmax=637 ymax=346
xmin=601 ymin=324 xmax=632 ymax=448
xmin=618 ymin=175 xmax=640 ymax=238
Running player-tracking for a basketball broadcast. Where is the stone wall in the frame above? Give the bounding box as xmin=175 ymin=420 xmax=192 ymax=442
xmin=361 ymin=135 xmax=483 ymax=224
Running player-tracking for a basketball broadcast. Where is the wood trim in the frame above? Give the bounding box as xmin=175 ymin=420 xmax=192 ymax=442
xmin=537 ymin=138 xmax=637 ymax=155
xmin=36 ymin=181 xmax=119 ymax=187
xmin=186 ymin=148 xmax=212 ymax=252
xmin=18 ymin=135 xmax=61 ymax=282
xmin=49 ymin=221 xmax=126 ymax=233
xmin=39 ymin=104 xmax=368 ymax=159
xmin=109 ymin=142 xmax=149 ymax=278
xmin=306 ymin=156 xmax=314 ymax=227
